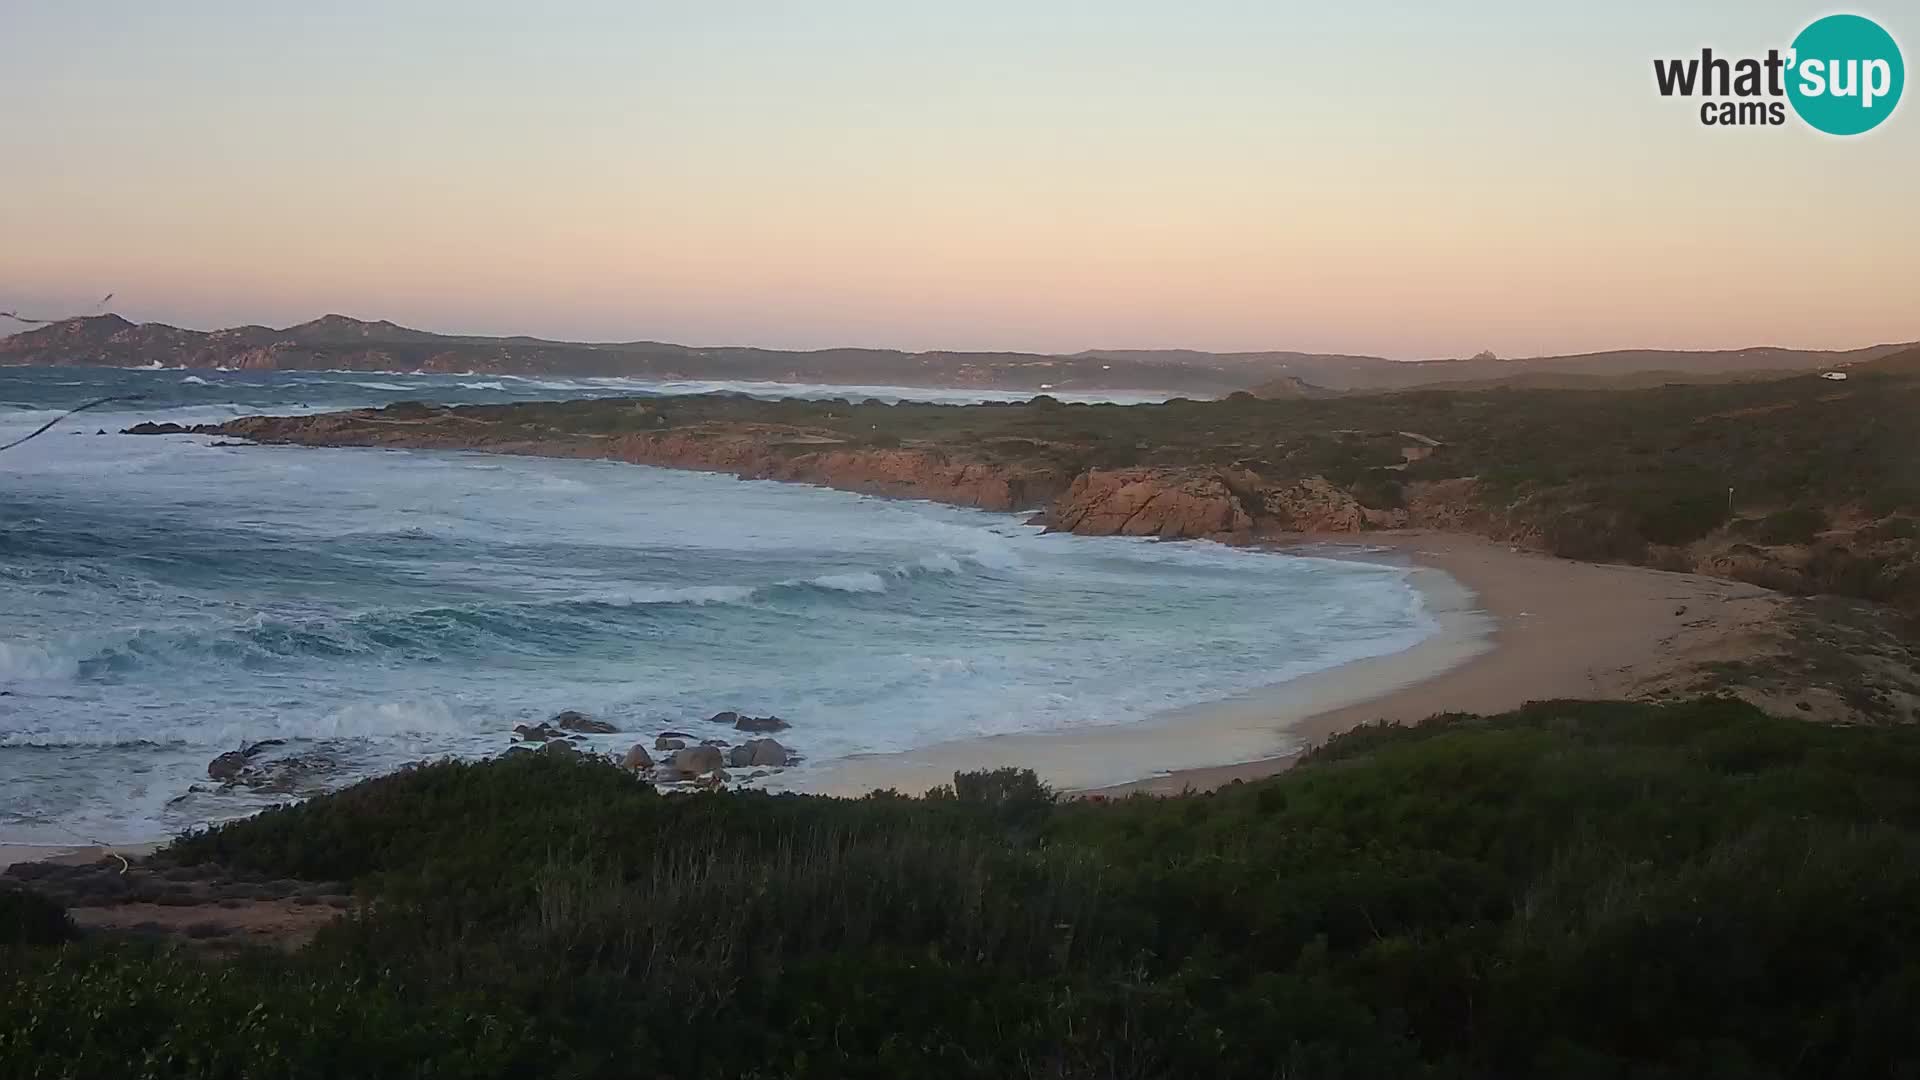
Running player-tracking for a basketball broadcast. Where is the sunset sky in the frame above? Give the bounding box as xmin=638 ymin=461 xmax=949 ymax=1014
xmin=2 ymin=2 xmax=1914 ymax=359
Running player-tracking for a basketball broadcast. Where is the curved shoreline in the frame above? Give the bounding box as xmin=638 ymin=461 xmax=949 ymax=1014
xmin=1089 ymin=531 xmax=1781 ymax=796
xmin=783 ymin=550 xmax=1491 ymax=797
xmin=788 ymin=530 xmax=1781 ymax=798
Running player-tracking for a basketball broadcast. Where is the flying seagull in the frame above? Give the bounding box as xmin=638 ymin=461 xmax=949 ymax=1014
xmin=0 ymin=293 xmax=116 ymax=325
xmin=0 ymin=395 xmax=146 ymax=454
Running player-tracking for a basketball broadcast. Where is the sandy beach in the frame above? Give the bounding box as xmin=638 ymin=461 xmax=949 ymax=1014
xmin=794 ymin=531 xmax=1782 ymax=798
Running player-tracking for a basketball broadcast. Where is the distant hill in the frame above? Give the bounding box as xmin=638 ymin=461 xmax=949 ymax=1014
xmin=1222 ymin=342 xmax=1917 ymax=396
xmin=4 ymin=312 xmax=1912 ymax=395
xmin=1242 ymin=375 xmax=1338 ymax=399
xmin=1852 ymin=344 xmax=1920 ymax=376
xmin=0 ymin=314 xmax=1249 ymax=395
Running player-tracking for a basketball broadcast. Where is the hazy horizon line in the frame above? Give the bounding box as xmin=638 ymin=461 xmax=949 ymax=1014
xmin=10 ymin=309 xmax=1916 ymax=366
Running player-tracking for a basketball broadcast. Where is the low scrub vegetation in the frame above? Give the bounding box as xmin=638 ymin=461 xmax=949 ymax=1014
xmin=6 ymin=697 xmax=1920 ymax=1076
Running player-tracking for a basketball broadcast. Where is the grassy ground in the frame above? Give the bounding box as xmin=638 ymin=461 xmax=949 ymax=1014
xmin=6 ymin=696 xmax=1920 ymax=1078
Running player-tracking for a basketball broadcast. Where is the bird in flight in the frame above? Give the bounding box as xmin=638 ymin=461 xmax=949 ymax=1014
xmin=1 ymin=293 xmax=115 ymax=325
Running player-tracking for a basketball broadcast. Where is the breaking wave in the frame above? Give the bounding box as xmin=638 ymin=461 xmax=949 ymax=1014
xmin=2 ymin=553 xmax=1007 ymax=683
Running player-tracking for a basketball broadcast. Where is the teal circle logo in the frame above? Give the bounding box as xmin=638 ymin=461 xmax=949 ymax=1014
xmin=1786 ymin=14 xmax=1904 ymax=135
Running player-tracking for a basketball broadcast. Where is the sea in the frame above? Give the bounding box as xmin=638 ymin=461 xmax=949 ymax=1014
xmin=0 ymin=365 xmax=1436 ymax=843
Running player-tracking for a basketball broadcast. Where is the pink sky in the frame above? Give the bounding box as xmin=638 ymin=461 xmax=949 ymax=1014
xmin=3 ymin=3 xmax=1915 ymax=358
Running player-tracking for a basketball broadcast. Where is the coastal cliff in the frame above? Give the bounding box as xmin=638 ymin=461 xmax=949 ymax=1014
xmin=114 ymin=408 xmax=1672 ymax=559
xmin=161 ymin=405 xmax=1497 ymax=541
xmin=178 ymin=411 xmax=1271 ymax=539
xmin=151 ymin=407 xmax=1439 ymax=543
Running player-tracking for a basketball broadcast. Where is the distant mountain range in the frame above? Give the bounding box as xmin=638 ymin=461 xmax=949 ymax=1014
xmin=1138 ymin=344 xmax=1915 ymax=394
xmin=3 ymin=313 xmax=1913 ymax=395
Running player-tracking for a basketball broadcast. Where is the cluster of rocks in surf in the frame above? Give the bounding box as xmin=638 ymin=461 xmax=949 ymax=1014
xmin=507 ymin=708 xmax=797 ymax=789
xmin=198 ymin=739 xmax=338 ymax=797
xmin=511 ymin=709 xmax=619 ymax=743
xmin=189 ymin=707 xmax=798 ymax=809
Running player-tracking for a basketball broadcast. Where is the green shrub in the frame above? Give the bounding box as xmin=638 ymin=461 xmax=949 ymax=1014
xmin=379 ymin=399 xmax=438 ymax=420
xmin=1750 ymin=505 xmax=1831 ymax=545
xmin=1349 ymin=468 xmax=1406 ymax=510
xmin=0 ymin=888 xmax=75 ymax=946
xmin=947 ymin=765 xmax=1054 ymax=812
xmin=1635 ymin=489 xmax=1731 ymax=546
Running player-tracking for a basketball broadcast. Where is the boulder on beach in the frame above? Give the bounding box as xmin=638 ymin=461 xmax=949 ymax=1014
xmin=620 ymin=744 xmax=654 ymax=771
xmin=540 ymin=740 xmax=580 ymax=758
xmin=654 ymin=736 xmax=686 ymax=751
xmin=733 ymin=714 xmax=790 ymax=734
xmin=706 ymin=711 xmax=741 ymax=727
xmin=553 ymin=710 xmax=617 ymax=734
xmin=513 ymin=723 xmax=557 ymax=742
xmin=669 ymin=745 xmax=724 ymax=777
xmin=728 ymin=738 xmax=789 ymax=768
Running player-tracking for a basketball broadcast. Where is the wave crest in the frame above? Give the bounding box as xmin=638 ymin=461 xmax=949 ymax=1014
xmin=2 ymin=553 xmax=1003 ymax=680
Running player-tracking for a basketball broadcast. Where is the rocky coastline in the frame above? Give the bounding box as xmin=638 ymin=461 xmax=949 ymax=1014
xmin=127 ymin=408 xmax=1414 ymax=543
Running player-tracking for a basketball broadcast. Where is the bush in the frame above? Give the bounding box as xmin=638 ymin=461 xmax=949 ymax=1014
xmin=379 ymin=400 xmax=438 ymax=420
xmin=1349 ymin=468 xmax=1406 ymax=510
xmin=942 ymin=766 xmax=1056 ymax=827
xmin=0 ymin=888 xmax=75 ymax=946
xmin=1635 ymin=489 xmax=1731 ymax=546
xmin=1541 ymin=506 xmax=1644 ymax=562
xmin=1751 ymin=505 xmax=1831 ymax=545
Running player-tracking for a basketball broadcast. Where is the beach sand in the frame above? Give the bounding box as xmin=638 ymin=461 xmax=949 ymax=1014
xmin=793 ymin=531 xmax=1781 ymax=798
